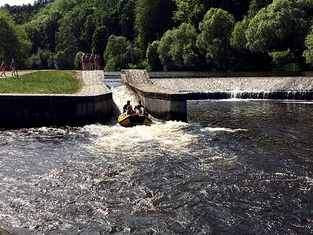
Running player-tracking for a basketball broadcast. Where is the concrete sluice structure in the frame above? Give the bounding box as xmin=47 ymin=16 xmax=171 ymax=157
xmin=121 ymin=70 xmax=188 ymax=121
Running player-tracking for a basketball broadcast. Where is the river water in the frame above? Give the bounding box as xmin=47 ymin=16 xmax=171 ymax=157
xmin=0 ymin=79 xmax=313 ymax=234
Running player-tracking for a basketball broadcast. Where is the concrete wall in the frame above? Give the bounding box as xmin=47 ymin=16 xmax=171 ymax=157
xmin=0 ymin=93 xmax=112 ymax=128
xmin=121 ymin=69 xmax=187 ymax=121
xmin=142 ymin=96 xmax=187 ymax=121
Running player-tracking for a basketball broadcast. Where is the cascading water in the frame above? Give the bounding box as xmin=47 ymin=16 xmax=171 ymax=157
xmin=152 ymin=76 xmax=313 ymax=100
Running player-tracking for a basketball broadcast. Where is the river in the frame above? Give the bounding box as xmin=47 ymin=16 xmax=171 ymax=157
xmin=0 ymin=78 xmax=313 ymax=234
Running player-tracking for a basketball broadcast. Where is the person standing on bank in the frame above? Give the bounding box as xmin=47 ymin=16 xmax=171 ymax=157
xmin=55 ymin=55 xmax=61 ymax=70
xmin=0 ymin=61 xmax=7 ymax=77
xmin=10 ymin=59 xmax=17 ymax=76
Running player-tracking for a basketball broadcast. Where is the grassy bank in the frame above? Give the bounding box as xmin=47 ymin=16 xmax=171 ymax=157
xmin=0 ymin=71 xmax=82 ymax=94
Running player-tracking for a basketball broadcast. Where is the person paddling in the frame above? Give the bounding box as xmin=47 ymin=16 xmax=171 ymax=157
xmin=123 ymin=100 xmax=131 ymax=113
xmin=134 ymin=100 xmax=147 ymax=115
xmin=126 ymin=105 xmax=135 ymax=115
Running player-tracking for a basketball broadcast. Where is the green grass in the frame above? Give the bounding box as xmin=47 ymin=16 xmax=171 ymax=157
xmin=0 ymin=71 xmax=82 ymax=94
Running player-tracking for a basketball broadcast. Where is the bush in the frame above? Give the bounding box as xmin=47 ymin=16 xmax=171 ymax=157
xmin=269 ymin=50 xmax=300 ymax=71
xmin=74 ymin=52 xmax=84 ymax=70
xmin=27 ymin=48 xmax=54 ymax=69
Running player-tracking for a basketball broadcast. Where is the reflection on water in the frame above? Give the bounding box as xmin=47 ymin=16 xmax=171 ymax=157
xmin=0 ymin=98 xmax=313 ymax=234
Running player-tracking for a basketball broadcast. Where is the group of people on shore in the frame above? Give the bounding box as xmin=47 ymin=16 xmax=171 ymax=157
xmin=123 ymin=100 xmax=147 ymax=116
xmin=80 ymin=53 xmax=101 ymax=71
xmin=0 ymin=59 xmax=17 ymax=77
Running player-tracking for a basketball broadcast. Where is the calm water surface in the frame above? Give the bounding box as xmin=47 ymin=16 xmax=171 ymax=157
xmin=0 ymin=86 xmax=313 ymax=234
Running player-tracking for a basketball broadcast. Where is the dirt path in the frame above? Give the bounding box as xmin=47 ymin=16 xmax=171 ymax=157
xmin=0 ymin=70 xmax=35 ymax=78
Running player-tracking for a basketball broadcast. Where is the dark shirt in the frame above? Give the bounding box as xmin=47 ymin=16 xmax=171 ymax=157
xmin=123 ymin=104 xmax=129 ymax=113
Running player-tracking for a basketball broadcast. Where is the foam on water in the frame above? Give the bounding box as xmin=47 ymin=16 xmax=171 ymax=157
xmin=201 ymin=127 xmax=248 ymax=133
xmin=83 ymin=121 xmax=200 ymax=155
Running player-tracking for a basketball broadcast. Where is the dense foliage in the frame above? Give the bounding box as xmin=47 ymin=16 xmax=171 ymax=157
xmin=1 ymin=0 xmax=313 ymax=71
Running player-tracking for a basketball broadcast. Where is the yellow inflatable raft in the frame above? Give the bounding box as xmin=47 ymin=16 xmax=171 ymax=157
xmin=118 ymin=113 xmax=152 ymax=127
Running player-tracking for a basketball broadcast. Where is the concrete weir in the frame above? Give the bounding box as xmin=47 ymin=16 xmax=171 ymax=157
xmin=121 ymin=69 xmax=313 ymax=121
xmin=152 ymin=76 xmax=313 ymax=100
xmin=0 ymin=71 xmax=113 ymax=128
xmin=121 ymin=70 xmax=187 ymax=121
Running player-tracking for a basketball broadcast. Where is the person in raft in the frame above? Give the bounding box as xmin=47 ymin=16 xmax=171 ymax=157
xmin=126 ymin=105 xmax=135 ymax=115
xmin=134 ymin=100 xmax=147 ymax=115
xmin=123 ymin=100 xmax=131 ymax=113
xmin=0 ymin=61 xmax=6 ymax=77
xmin=10 ymin=59 xmax=17 ymax=76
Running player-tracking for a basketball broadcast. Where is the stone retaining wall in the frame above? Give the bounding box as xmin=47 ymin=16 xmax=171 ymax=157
xmin=0 ymin=71 xmax=112 ymax=128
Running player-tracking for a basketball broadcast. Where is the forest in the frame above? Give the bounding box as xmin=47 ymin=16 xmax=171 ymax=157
xmin=1 ymin=0 xmax=313 ymax=71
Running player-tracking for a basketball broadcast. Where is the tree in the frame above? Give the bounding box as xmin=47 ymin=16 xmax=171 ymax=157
xmin=173 ymin=0 xmax=251 ymax=25
xmin=135 ymin=0 xmax=176 ymax=57
xmin=230 ymin=16 xmax=271 ymax=70
xmin=158 ymin=23 xmax=199 ymax=71
xmin=248 ymin=0 xmax=273 ymax=17
xmin=27 ymin=48 xmax=54 ymax=69
xmin=146 ymin=41 xmax=162 ymax=71
xmin=24 ymin=0 xmax=76 ymax=54
xmin=103 ymin=35 xmax=131 ymax=71
xmin=246 ymin=0 xmax=313 ymax=55
xmin=22 ymin=22 xmax=42 ymax=54
xmin=92 ymin=26 xmax=108 ymax=56
xmin=0 ymin=9 xmax=31 ymax=68
xmin=196 ymin=8 xmax=235 ymax=70
xmin=55 ymin=26 xmax=78 ymax=69
xmin=113 ymin=0 xmax=136 ymax=40
xmin=55 ymin=4 xmax=93 ymax=68
xmin=173 ymin=0 xmax=205 ymax=25
xmin=81 ymin=9 xmax=97 ymax=50
xmin=303 ymin=27 xmax=313 ymax=67
xmin=230 ymin=16 xmax=250 ymax=53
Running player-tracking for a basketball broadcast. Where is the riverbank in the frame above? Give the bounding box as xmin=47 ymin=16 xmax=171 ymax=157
xmin=0 ymin=70 xmax=81 ymax=94
xmin=0 ymin=70 xmax=112 ymax=128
